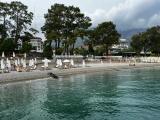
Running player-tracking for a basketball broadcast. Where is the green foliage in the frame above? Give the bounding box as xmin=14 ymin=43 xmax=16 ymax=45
xmin=0 ymin=2 xmax=11 ymax=39
xmin=74 ymin=48 xmax=88 ymax=56
xmin=0 ymin=38 xmax=15 ymax=54
xmin=96 ymin=22 xmax=120 ymax=51
xmin=131 ymin=26 xmax=160 ymax=55
xmin=146 ymin=26 xmax=160 ymax=54
xmin=29 ymin=28 xmax=39 ymax=35
xmin=88 ymin=44 xmax=94 ymax=55
xmin=20 ymin=31 xmax=34 ymax=42
xmin=10 ymin=1 xmax=33 ymax=41
xmin=43 ymin=44 xmax=53 ymax=59
xmin=94 ymin=46 xmax=106 ymax=56
xmin=56 ymin=48 xmax=63 ymax=55
xmin=130 ymin=33 xmax=143 ymax=54
xmin=42 ymin=3 xmax=92 ymax=54
xmin=21 ymin=41 xmax=32 ymax=53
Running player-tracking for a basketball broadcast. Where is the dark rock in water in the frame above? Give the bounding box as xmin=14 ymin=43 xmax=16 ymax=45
xmin=48 ymin=72 xmax=59 ymax=79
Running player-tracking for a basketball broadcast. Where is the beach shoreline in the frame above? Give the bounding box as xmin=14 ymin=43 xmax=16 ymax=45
xmin=0 ymin=63 xmax=160 ymax=84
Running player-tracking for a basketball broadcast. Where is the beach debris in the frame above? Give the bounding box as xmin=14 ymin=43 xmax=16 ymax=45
xmin=48 ymin=72 xmax=59 ymax=79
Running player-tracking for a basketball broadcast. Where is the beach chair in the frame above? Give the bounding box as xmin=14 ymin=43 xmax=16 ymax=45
xmin=16 ymin=66 xmax=23 ymax=72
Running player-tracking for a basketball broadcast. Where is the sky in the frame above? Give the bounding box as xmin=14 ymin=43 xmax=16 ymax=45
xmin=2 ymin=0 xmax=160 ymax=38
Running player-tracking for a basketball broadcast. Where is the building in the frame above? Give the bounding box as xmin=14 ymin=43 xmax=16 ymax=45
xmin=111 ymin=38 xmax=129 ymax=54
xmin=29 ymin=37 xmax=43 ymax=53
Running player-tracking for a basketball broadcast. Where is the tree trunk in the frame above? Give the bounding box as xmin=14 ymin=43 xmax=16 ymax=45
xmin=15 ymin=12 xmax=19 ymax=43
xmin=106 ymin=44 xmax=109 ymax=56
xmin=58 ymin=39 xmax=60 ymax=48
xmin=70 ymin=43 xmax=75 ymax=55
xmin=55 ymin=40 xmax=57 ymax=49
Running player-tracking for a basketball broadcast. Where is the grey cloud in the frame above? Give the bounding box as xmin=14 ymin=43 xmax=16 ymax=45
xmin=89 ymin=0 xmax=160 ymax=30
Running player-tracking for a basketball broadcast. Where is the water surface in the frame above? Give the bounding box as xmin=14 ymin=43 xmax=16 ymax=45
xmin=0 ymin=68 xmax=160 ymax=120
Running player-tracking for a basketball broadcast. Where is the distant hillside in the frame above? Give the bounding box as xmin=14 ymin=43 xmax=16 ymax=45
xmin=119 ymin=28 xmax=146 ymax=40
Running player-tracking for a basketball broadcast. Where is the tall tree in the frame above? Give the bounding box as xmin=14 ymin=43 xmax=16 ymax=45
xmin=146 ymin=26 xmax=160 ymax=55
xmin=130 ymin=33 xmax=143 ymax=55
xmin=95 ymin=22 xmax=120 ymax=55
xmin=131 ymin=26 xmax=160 ymax=55
xmin=42 ymin=3 xmax=91 ymax=55
xmin=63 ymin=5 xmax=91 ymax=54
xmin=10 ymin=1 xmax=33 ymax=43
xmin=0 ymin=2 xmax=11 ymax=39
xmin=42 ymin=4 xmax=66 ymax=53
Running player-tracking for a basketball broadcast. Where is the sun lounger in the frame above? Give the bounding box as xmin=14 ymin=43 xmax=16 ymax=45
xmin=30 ymin=65 xmax=37 ymax=70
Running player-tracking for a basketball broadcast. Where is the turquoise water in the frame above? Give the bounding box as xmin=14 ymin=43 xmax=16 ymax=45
xmin=0 ymin=68 xmax=160 ymax=120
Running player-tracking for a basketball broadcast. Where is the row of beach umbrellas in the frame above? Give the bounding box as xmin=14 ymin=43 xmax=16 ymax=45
xmin=0 ymin=58 xmax=52 ymax=71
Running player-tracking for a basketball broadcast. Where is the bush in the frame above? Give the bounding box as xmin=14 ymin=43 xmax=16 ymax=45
xmin=94 ymin=46 xmax=106 ymax=56
xmin=56 ymin=48 xmax=63 ymax=55
xmin=74 ymin=48 xmax=88 ymax=56
xmin=0 ymin=38 xmax=16 ymax=54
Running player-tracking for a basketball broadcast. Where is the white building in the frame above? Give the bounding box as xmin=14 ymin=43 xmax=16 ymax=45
xmin=111 ymin=39 xmax=129 ymax=54
xmin=29 ymin=37 xmax=43 ymax=53
xmin=112 ymin=39 xmax=129 ymax=50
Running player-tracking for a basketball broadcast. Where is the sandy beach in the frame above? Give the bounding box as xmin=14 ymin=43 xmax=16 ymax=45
xmin=0 ymin=62 xmax=160 ymax=84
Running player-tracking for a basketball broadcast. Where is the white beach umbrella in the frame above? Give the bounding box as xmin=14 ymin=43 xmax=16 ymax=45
xmin=56 ymin=59 xmax=59 ymax=67
xmin=32 ymin=59 xmax=35 ymax=66
xmin=29 ymin=59 xmax=33 ymax=67
xmin=63 ymin=59 xmax=70 ymax=63
xmin=6 ymin=58 xmax=11 ymax=68
xmin=56 ymin=59 xmax=62 ymax=67
xmin=1 ymin=59 xmax=5 ymax=70
xmin=13 ymin=52 xmax=15 ymax=58
xmin=59 ymin=59 xmax=62 ymax=66
xmin=22 ymin=59 xmax=26 ymax=68
xmin=21 ymin=58 xmax=24 ymax=64
xmin=15 ymin=59 xmax=18 ymax=66
xmin=2 ymin=52 xmax=5 ymax=58
xmin=34 ymin=58 xmax=37 ymax=64
xmin=24 ymin=53 xmax=26 ymax=58
xmin=42 ymin=58 xmax=51 ymax=68
xmin=17 ymin=58 xmax=20 ymax=65
xmin=82 ymin=60 xmax=85 ymax=67
xmin=101 ymin=59 xmax=103 ymax=64
xmin=70 ymin=59 xmax=74 ymax=66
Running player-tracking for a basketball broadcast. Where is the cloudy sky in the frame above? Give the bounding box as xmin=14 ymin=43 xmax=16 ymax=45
xmin=2 ymin=0 xmax=160 ymax=37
